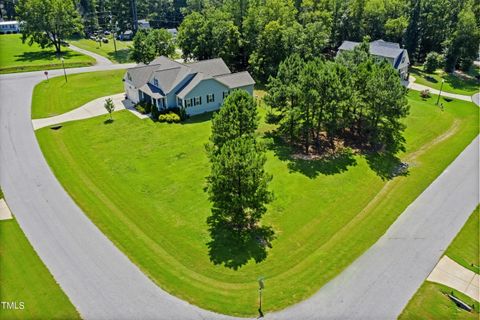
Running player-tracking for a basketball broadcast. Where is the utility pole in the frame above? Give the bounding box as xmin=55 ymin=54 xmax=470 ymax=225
xmin=131 ymin=0 xmax=138 ymax=32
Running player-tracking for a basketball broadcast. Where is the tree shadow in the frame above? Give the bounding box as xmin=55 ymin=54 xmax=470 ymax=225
xmin=14 ymin=50 xmax=81 ymax=62
xmin=365 ymin=151 xmax=409 ymax=181
xmin=104 ymin=119 xmax=114 ymax=124
xmin=265 ymin=133 xmax=357 ymax=179
xmin=206 ymin=216 xmax=274 ymax=270
xmin=107 ymin=49 xmax=132 ymax=63
xmin=181 ymin=111 xmax=214 ymax=125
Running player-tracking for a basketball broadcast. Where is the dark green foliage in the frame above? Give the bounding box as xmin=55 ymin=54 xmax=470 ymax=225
xmin=146 ymin=29 xmax=176 ymax=58
xmin=150 ymin=103 xmax=159 ymax=119
xmin=130 ymin=30 xmax=156 ymax=64
xmin=267 ymin=37 xmax=409 ymax=159
xmin=423 ymin=52 xmax=444 ymax=73
xmin=209 ymin=90 xmax=258 ymax=152
xmin=206 ymin=88 xmax=273 ymax=269
xmin=16 ymin=0 xmax=83 ymax=54
xmin=103 ymin=97 xmax=115 ymax=119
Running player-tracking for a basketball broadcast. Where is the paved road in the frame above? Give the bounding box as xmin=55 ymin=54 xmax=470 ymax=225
xmin=0 ymin=66 xmax=235 ymax=320
xmin=472 ymin=93 xmax=480 ymax=106
xmin=1 ymin=65 xmax=478 ymax=320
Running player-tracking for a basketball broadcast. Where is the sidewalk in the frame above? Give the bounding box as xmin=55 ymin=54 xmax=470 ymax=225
xmin=69 ymin=44 xmax=113 ymax=66
xmin=427 ymin=256 xmax=479 ymax=302
xmin=32 ymin=93 xmax=146 ymax=130
xmin=406 ymin=76 xmax=474 ymax=102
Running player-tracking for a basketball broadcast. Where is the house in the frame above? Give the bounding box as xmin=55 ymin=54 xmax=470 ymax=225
xmin=118 ymin=30 xmax=133 ymax=41
xmin=0 ymin=20 xmax=20 ymax=34
xmin=338 ymin=39 xmax=410 ymax=80
xmin=124 ymin=56 xmax=255 ymax=116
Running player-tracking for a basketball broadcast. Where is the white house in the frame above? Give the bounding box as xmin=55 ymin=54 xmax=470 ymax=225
xmin=138 ymin=19 xmax=151 ymax=30
xmin=0 ymin=20 xmax=20 ymax=33
xmin=124 ymin=56 xmax=255 ymax=116
xmin=338 ymin=39 xmax=410 ymax=80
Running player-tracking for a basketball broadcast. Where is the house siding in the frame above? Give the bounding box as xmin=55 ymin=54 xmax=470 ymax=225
xmin=183 ymin=79 xmax=229 ymax=116
xmin=124 ymin=80 xmax=139 ymax=103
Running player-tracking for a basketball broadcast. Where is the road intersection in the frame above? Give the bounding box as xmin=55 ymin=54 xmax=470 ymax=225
xmin=0 ymin=57 xmax=478 ymax=319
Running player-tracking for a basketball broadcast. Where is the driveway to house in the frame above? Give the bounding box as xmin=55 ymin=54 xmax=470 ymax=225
xmin=472 ymin=93 xmax=480 ymax=106
xmin=0 ymin=65 xmax=478 ymax=319
xmin=31 ymin=93 xmax=138 ymax=130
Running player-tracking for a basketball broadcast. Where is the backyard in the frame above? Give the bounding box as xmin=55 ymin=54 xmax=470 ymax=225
xmin=410 ymin=65 xmax=480 ymax=96
xmin=0 ymin=34 xmax=95 ymax=74
xmin=34 ymin=70 xmax=479 ymax=316
xmin=0 ymin=188 xmax=80 ymax=319
xmin=69 ymin=36 xmax=133 ymax=63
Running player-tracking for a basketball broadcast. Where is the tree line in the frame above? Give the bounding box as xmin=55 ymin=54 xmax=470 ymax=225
xmin=266 ymin=39 xmax=410 ymax=156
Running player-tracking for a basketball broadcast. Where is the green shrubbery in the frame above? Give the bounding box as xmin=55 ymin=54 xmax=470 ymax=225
xmin=158 ymin=112 xmax=181 ymax=123
xmin=134 ymin=101 xmax=153 ymax=115
xmin=423 ymin=52 xmax=444 ymax=73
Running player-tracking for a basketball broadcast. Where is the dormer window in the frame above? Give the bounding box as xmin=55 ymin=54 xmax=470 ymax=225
xmin=153 ymin=78 xmax=159 ymax=87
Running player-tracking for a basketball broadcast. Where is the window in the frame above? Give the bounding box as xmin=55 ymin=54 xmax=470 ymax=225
xmin=194 ymin=96 xmax=202 ymax=106
xmin=223 ymin=91 xmax=229 ymax=99
xmin=177 ymin=97 xmax=183 ymax=107
xmin=153 ymin=78 xmax=159 ymax=87
xmin=127 ymin=73 xmax=132 ymax=81
xmin=185 ymin=99 xmax=193 ymax=107
xmin=207 ymin=94 xmax=215 ymax=103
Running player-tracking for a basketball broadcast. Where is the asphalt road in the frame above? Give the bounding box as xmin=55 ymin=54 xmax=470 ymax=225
xmin=0 ymin=65 xmax=478 ymax=320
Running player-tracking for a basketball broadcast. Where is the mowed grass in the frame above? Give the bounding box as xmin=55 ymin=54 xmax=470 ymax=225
xmin=0 ymin=217 xmax=80 ymax=319
xmin=446 ymin=206 xmax=480 ymax=273
xmin=31 ymin=69 xmax=125 ymax=118
xmin=35 ymin=92 xmax=479 ymax=316
xmin=410 ymin=65 xmax=480 ymax=96
xmin=69 ymin=36 xmax=133 ymax=63
xmin=399 ymin=282 xmax=479 ymax=320
xmin=0 ymin=34 xmax=95 ymax=74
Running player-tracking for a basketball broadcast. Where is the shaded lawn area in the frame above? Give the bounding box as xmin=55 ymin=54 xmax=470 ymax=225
xmin=410 ymin=65 xmax=480 ymax=96
xmin=446 ymin=206 xmax=480 ymax=273
xmin=69 ymin=36 xmax=133 ymax=63
xmin=35 ymin=92 xmax=479 ymax=316
xmin=0 ymin=217 xmax=80 ymax=319
xmin=0 ymin=34 xmax=95 ymax=74
xmin=31 ymin=69 xmax=126 ymax=118
xmin=399 ymin=282 xmax=479 ymax=320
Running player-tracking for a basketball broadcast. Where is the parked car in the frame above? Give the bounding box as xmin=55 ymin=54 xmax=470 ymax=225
xmin=104 ymin=30 xmax=111 ymax=35
xmin=102 ymin=37 xmax=109 ymax=44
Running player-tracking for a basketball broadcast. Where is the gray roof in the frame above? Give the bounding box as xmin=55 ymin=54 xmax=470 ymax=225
xmin=215 ymin=72 xmax=255 ymax=89
xmin=126 ymin=56 xmax=254 ymax=100
xmin=338 ymin=39 xmax=404 ymax=59
xmin=187 ymin=58 xmax=231 ymax=77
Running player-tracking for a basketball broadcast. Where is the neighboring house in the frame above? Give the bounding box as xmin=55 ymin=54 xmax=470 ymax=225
xmin=118 ymin=30 xmax=133 ymax=41
xmin=124 ymin=56 xmax=255 ymax=116
xmin=338 ymin=39 xmax=410 ymax=80
xmin=0 ymin=20 xmax=20 ymax=33
xmin=138 ymin=19 xmax=151 ymax=30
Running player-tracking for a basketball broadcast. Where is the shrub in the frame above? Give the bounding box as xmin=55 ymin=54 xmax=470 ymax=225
xmin=151 ymin=104 xmax=159 ymax=119
xmin=144 ymin=102 xmax=152 ymax=114
xmin=420 ymin=89 xmax=431 ymax=99
xmin=158 ymin=112 xmax=180 ymax=123
xmin=169 ymin=107 xmax=188 ymax=120
xmin=135 ymin=104 xmax=146 ymax=114
xmin=423 ymin=52 xmax=444 ymax=73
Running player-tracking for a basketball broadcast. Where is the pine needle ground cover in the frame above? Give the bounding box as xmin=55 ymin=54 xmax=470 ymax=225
xmin=35 ymin=92 xmax=479 ymax=316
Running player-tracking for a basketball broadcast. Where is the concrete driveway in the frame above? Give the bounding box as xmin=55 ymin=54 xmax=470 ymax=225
xmin=0 ymin=65 xmax=478 ymax=319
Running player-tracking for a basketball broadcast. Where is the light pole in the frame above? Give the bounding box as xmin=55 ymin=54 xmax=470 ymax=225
xmin=61 ymin=57 xmax=67 ymax=82
xmin=436 ymin=79 xmax=445 ymax=105
xmin=258 ymin=277 xmax=264 ymax=318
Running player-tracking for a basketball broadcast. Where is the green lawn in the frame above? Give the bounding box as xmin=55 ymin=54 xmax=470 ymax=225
xmin=35 ymin=91 xmax=479 ymax=316
xmin=0 ymin=34 xmax=95 ymax=74
xmin=69 ymin=36 xmax=133 ymax=63
xmin=446 ymin=206 xmax=479 ymax=273
xmin=0 ymin=191 xmax=80 ymax=320
xmin=399 ymin=282 xmax=479 ymax=320
xmin=32 ymin=69 xmax=126 ymax=118
xmin=410 ymin=65 xmax=480 ymax=96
